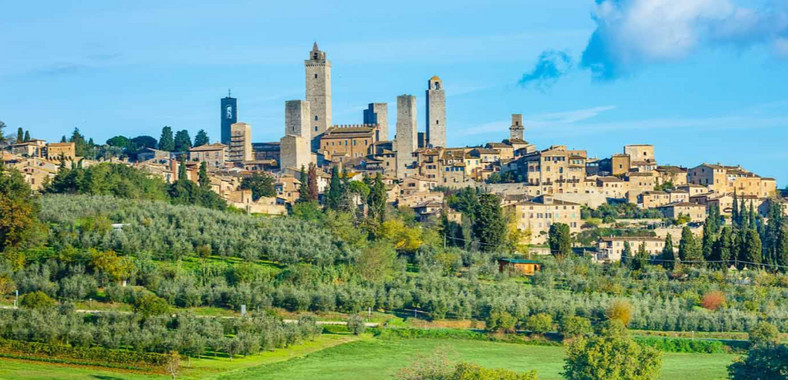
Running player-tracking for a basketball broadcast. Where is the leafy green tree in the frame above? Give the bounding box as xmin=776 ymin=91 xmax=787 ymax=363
xmin=661 ymin=234 xmax=675 ymax=270
xmin=193 ymin=129 xmax=209 ymax=147
xmin=198 ymin=161 xmax=210 ymax=188
xmin=158 ymin=126 xmax=175 ymax=151
xmin=133 ymin=293 xmax=171 ymax=318
xmin=679 ymin=226 xmax=703 ymax=264
xmin=239 ymin=172 xmax=275 ymax=201
xmin=486 ymin=310 xmax=517 ymax=333
xmin=525 ymin=313 xmax=553 ymax=335
xmin=563 ymin=321 xmax=662 ymax=380
xmin=346 ymin=314 xmax=366 ymax=335
xmin=728 ymin=344 xmax=788 ymax=380
xmin=0 ymin=120 xmax=7 ymax=143
xmin=173 ymin=130 xmax=192 ymax=152
xmin=559 ymin=316 xmax=592 ymax=340
xmin=20 ymin=291 xmax=56 ymax=309
xmin=748 ymin=321 xmax=779 ymax=348
xmin=474 ymin=194 xmax=506 ymax=252
xmin=0 ymin=164 xmax=38 ymax=251
xmin=130 ymin=136 xmax=158 ymax=152
xmin=548 ymin=223 xmax=572 ymax=257
xmin=355 ymin=241 xmax=397 ymax=281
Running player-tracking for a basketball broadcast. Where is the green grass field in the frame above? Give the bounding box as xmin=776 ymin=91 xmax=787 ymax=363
xmin=0 ymin=336 xmax=737 ymax=380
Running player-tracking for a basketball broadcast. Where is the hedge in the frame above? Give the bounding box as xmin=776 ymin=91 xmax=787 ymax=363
xmin=0 ymin=338 xmax=169 ymax=370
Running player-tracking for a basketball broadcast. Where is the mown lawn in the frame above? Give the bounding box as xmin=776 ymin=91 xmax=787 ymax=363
xmin=0 ymin=336 xmax=737 ymax=380
xmin=224 ymin=338 xmax=736 ymax=380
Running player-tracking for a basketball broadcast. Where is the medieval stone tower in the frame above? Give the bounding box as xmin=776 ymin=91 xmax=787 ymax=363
xmin=426 ymin=76 xmax=446 ymax=148
xmin=280 ymin=100 xmax=312 ymax=172
xmin=305 ymin=42 xmax=332 ymax=136
xmin=510 ymin=114 xmax=524 ymax=141
xmin=363 ymin=103 xmax=389 ymax=141
xmin=395 ymin=95 xmax=417 ymax=178
xmin=285 ymin=100 xmax=311 ymax=140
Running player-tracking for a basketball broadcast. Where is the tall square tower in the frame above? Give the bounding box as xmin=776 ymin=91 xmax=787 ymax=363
xmin=395 ymin=95 xmax=417 ymax=178
xmin=220 ymin=93 xmax=237 ymax=145
xmin=510 ymin=114 xmax=524 ymax=141
xmin=229 ymin=122 xmax=252 ymax=163
xmin=363 ymin=103 xmax=388 ymax=141
xmin=426 ymin=76 xmax=446 ymax=148
xmin=305 ymin=42 xmax=332 ymax=137
xmin=285 ymin=100 xmax=311 ymax=140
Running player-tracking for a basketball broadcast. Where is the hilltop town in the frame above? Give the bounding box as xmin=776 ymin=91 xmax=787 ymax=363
xmin=2 ymin=43 xmax=787 ymax=265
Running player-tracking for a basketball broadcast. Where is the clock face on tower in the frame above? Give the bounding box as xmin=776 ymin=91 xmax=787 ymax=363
xmin=226 ymin=105 xmax=233 ymax=119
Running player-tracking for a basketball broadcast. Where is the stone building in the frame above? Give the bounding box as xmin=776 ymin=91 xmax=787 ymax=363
xmin=220 ymin=92 xmax=237 ymax=145
xmin=189 ymin=143 xmax=228 ymax=170
xmin=363 ymin=103 xmax=388 ymax=141
xmin=425 ymin=76 xmax=446 ymax=148
xmin=596 ymin=236 xmax=665 ymax=262
xmin=508 ymin=194 xmax=582 ymax=244
xmin=229 ymin=122 xmax=252 ymax=163
xmin=10 ymin=139 xmax=46 ymax=157
xmin=655 ymin=166 xmax=688 ymax=187
xmin=319 ymin=125 xmax=376 ymax=161
xmin=395 ymin=94 xmax=417 ymax=178
xmin=624 ymin=144 xmax=655 ymax=164
xmin=510 ymin=114 xmax=524 ymax=141
xmin=279 ymin=135 xmax=310 ymax=172
xmin=285 ymin=100 xmax=311 ymax=140
xmin=657 ymin=202 xmax=707 ymax=222
xmin=305 ymin=42 xmax=331 ymax=136
xmin=688 ymin=163 xmax=776 ymax=197
xmin=44 ymin=142 xmax=76 ymax=160
xmin=503 ymin=145 xmax=587 ymax=195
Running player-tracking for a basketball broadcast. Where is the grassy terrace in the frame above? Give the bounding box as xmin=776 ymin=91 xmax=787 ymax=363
xmin=0 ymin=335 xmax=736 ymax=380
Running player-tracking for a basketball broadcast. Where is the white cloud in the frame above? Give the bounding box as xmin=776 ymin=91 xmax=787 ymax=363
xmin=582 ymin=0 xmax=788 ymax=79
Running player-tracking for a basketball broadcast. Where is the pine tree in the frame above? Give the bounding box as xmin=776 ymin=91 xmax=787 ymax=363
xmin=193 ymin=130 xmax=210 ymax=147
xmin=198 ymin=161 xmax=209 ymax=187
xmin=679 ymin=226 xmax=703 ymax=264
xmin=159 ymin=126 xmax=175 ymax=151
xmin=621 ymin=241 xmax=632 ymax=267
xmin=297 ymin=166 xmax=309 ymax=203
xmin=661 ymin=234 xmax=675 ymax=270
xmin=174 ymin=130 xmax=192 ymax=152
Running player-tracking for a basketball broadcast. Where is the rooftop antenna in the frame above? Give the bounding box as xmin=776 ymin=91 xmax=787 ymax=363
xmin=228 ymin=89 xmax=232 ymax=97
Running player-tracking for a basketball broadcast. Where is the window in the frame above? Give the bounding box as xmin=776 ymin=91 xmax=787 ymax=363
xmin=315 ymin=115 xmax=318 ymax=121
xmin=314 ymin=73 xmax=318 ymax=78
xmin=314 ymin=126 xmax=318 ymax=131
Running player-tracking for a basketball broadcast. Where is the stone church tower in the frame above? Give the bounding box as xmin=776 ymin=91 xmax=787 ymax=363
xmin=510 ymin=114 xmax=524 ymax=141
xmin=425 ymin=76 xmax=446 ymax=148
xmin=305 ymin=42 xmax=332 ymax=137
xmin=395 ymin=95 xmax=417 ymax=178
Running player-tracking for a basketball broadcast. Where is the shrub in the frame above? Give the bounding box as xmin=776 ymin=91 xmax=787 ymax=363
xmin=347 ymin=314 xmax=366 ymax=336
xmin=559 ymin=316 xmax=592 ymax=340
xmin=606 ymin=300 xmax=633 ymax=326
xmin=20 ymin=291 xmax=56 ymax=310
xmin=700 ymin=291 xmax=725 ymax=311
xmin=525 ymin=313 xmax=553 ymax=335
xmin=133 ymin=293 xmax=170 ymax=318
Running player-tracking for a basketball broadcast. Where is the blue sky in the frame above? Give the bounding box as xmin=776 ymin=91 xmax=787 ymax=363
xmin=1 ymin=0 xmax=787 ymax=186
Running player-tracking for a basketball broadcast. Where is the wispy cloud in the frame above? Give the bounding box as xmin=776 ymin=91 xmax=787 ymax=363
xmin=519 ymin=50 xmax=573 ymax=91
xmin=459 ymin=105 xmax=617 ymax=136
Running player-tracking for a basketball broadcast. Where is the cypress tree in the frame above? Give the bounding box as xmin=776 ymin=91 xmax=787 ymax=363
xmin=741 ymin=229 xmax=762 ymax=268
xmin=367 ymin=173 xmax=386 ymax=223
xmin=159 ymin=126 xmax=175 ymax=151
xmin=326 ymin=166 xmax=343 ymax=210
xmin=297 ymin=166 xmax=309 ymax=203
xmin=178 ymin=159 xmax=187 ymax=181
xmin=198 ymin=161 xmax=209 ymax=188
xmin=732 ymin=191 xmax=739 ymax=228
xmin=307 ymin=164 xmax=319 ymax=201
xmin=712 ymin=226 xmax=733 ymax=269
xmin=702 ymin=224 xmax=715 ymax=261
xmin=16 ymin=127 xmax=23 ymax=143
xmin=661 ymin=234 xmax=675 ymax=270
xmin=621 ymin=241 xmax=632 ymax=267
xmin=23 ymin=130 xmax=30 ymax=142
xmin=679 ymin=226 xmax=703 ymax=264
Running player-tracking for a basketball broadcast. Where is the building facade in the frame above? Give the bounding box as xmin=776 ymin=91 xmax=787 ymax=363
xmin=425 ymin=76 xmax=446 ymax=148
xmin=364 ymin=103 xmax=389 ymax=141
xmin=229 ymin=122 xmax=252 ymax=163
